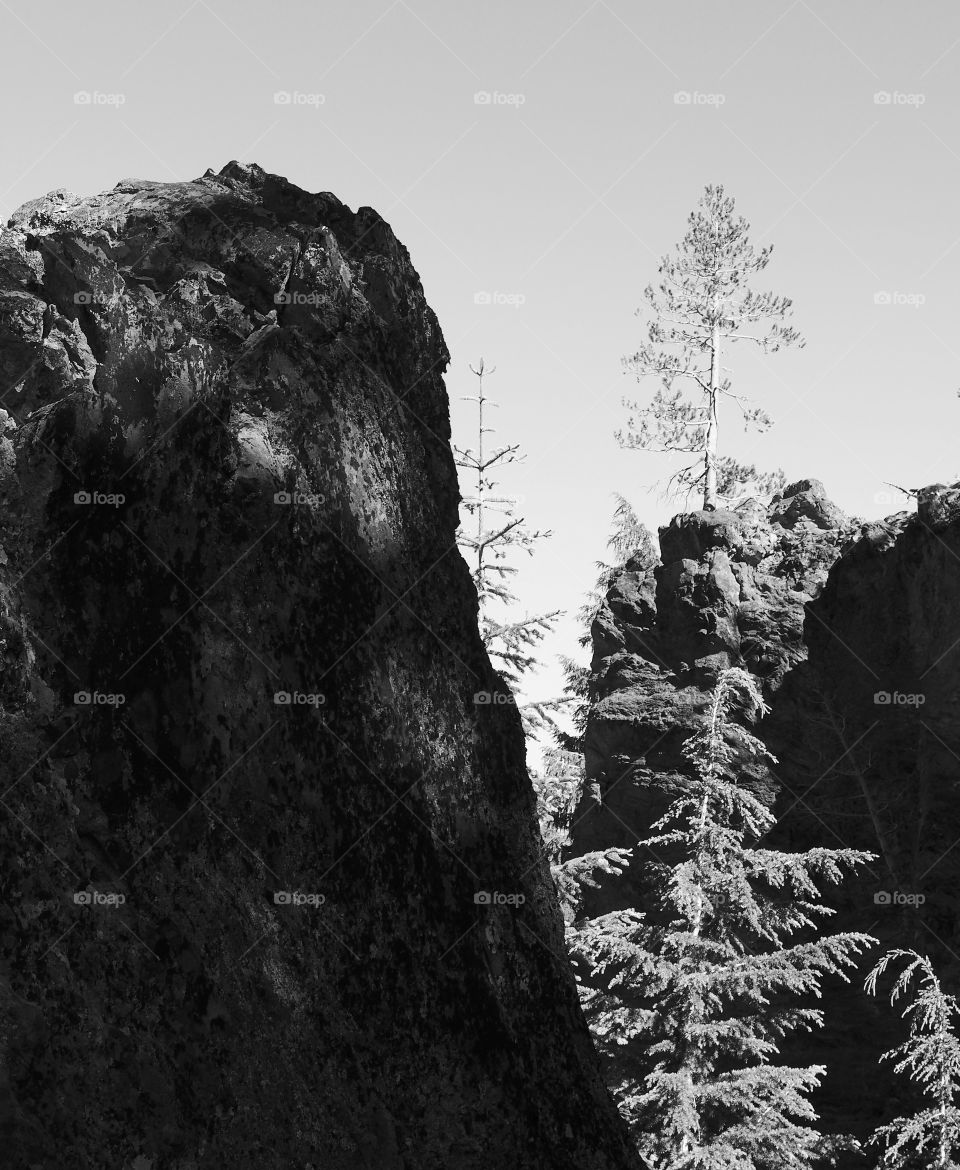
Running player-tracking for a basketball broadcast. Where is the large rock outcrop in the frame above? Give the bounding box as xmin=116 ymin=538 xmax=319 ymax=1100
xmin=573 ymin=476 xmax=960 ymax=1152
xmin=0 ymin=164 xmax=641 ymax=1169
xmin=578 ymin=480 xmax=861 ymax=905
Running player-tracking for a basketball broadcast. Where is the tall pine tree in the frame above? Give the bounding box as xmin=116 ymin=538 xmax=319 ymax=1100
xmin=570 ymin=667 xmax=876 ymax=1168
xmin=617 ymin=185 xmax=803 ymax=509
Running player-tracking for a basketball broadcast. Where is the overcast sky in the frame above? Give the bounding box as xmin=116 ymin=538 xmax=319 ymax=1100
xmin=2 ymin=0 xmax=958 ymax=755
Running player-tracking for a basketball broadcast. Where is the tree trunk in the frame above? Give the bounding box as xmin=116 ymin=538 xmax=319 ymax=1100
xmin=476 ymin=370 xmax=486 ymax=605
xmin=703 ymin=322 xmax=720 ymax=509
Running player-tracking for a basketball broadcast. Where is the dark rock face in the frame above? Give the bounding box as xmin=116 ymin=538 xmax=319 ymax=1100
xmin=578 ymin=482 xmax=861 ymax=911
xmin=575 ymin=476 xmax=960 ymax=1151
xmin=0 ymin=164 xmax=640 ymax=1170
xmin=770 ymin=486 xmax=960 ymax=938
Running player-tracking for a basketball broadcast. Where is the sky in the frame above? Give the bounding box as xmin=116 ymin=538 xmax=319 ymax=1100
xmin=2 ymin=0 xmax=959 ymax=757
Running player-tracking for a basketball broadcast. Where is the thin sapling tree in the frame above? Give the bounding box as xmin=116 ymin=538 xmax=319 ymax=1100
xmin=453 ymin=358 xmax=563 ymax=732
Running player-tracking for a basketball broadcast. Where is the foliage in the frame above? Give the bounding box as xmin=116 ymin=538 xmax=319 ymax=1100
xmin=714 ymin=457 xmax=786 ymax=505
xmin=865 ymin=949 xmax=960 ymax=1168
xmin=550 ymin=655 xmax=591 ymax=751
xmin=616 ymin=184 xmax=803 ymax=509
xmin=530 ymin=748 xmax=637 ymax=925
xmin=453 ymin=358 xmax=562 ymax=701
xmin=568 ymin=668 xmax=876 ymax=1168
xmin=577 ymin=492 xmax=658 ymax=647
xmin=531 ymin=747 xmax=585 ymax=866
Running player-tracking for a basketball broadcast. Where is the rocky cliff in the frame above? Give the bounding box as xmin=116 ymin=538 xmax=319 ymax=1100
xmin=574 ymin=476 xmax=960 ymax=1149
xmin=578 ymin=479 xmax=861 ymax=901
xmin=0 ymin=163 xmax=641 ymax=1169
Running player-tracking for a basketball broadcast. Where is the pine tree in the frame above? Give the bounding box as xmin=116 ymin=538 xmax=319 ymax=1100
xmin=865 ymin=949 xmax=960 ymax=1168
xmin=453 ymin=359 xmax=562 ymax=715
xmin=569 ymin=667 xmax=876 ymax=1168
xmin=714 ymin=457 xmax=786 ymax=507
xmin=617 ymin=185 xmax=804 ymax=509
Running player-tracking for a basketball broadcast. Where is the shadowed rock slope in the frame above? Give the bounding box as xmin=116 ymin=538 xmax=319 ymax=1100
xmin=0 ymin=163 xmax=641 ymax=1170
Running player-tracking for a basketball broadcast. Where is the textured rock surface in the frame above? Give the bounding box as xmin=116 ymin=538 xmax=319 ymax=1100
xmin=577 ymin=480 xmax=861 ymax=912
xmin=758 ymin=490 xmax=960 ymax=1144
xmin=573 ymin=476 xmax=960 ymax=1152
xmin=0 ymin=164 xmax=641 ymax=1169
xmin=769 ymin=483 xmax=960 ymax=945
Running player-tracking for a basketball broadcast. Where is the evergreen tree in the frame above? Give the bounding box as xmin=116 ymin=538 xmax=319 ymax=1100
xmin=530 ymin=748 xmax=637 ymax=929
xmin=551 ymin=654 xmax=591 ymax=751
xmin=569 ymin=667 xmax=876 ymax=1168
xmin=527 ymin=498 xmax=653 ymax=880
xmin=530 ymin=494 xmax=657 ymax=755
xmin=865 ymin=949 xmax=960 ymax=1168
xmin=577 ymin=492 xmax=658 ymax=648
xmin=617 ymin=185 xmax=804 ymax=509
xmin=453 ymin=358 xmax=562 ymax=728
xmin=531 ymin=746 xmax=584 ymax=868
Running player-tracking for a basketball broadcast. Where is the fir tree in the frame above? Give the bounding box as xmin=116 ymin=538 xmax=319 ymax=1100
xmin=617 ymin=185 xmax=804 ymax=509
xmin=865 ymin=949 xmax=960 ymax=1168
xmin=569 ymin=667 xmax=876 ymax=1168
xmin=453 ymin=358 xmax=562 ymax=731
